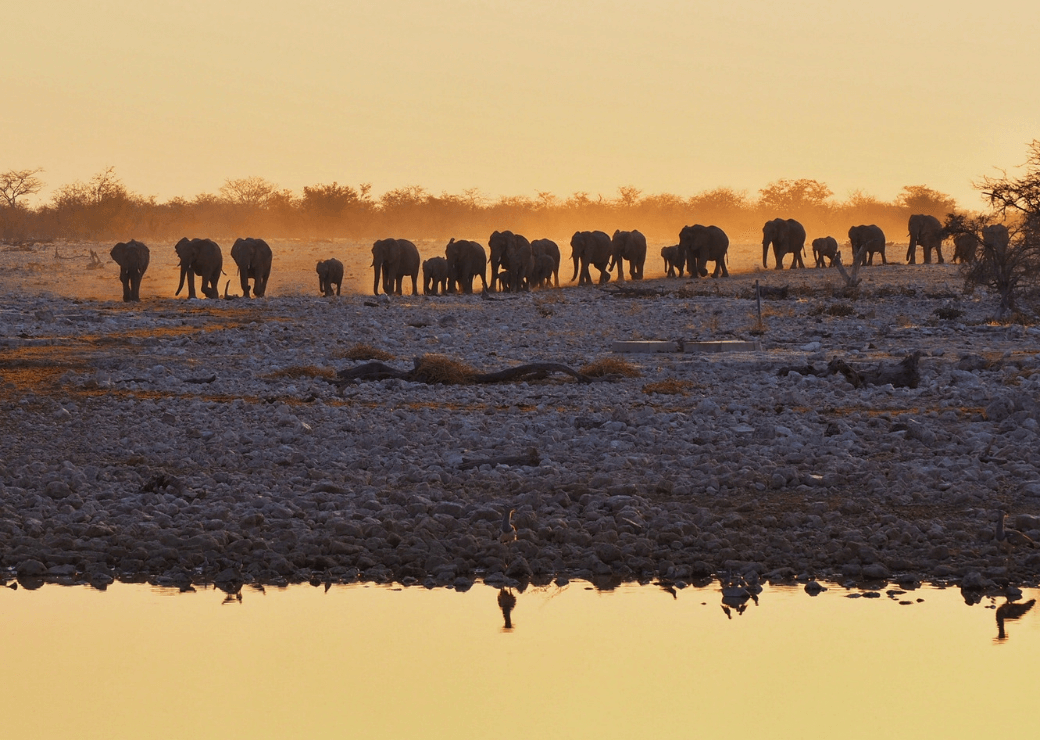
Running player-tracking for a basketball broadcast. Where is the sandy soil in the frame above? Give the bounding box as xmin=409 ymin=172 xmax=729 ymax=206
xmin=1 ymin=237 xmax=1038 ymax=595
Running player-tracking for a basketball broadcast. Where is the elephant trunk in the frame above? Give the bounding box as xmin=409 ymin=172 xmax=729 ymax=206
xmin=762 ymin=241 xmax=770 ymax=268
xmin=570 ymin=253 xmax=580 ymax=282
xmin=176 ymin=262 xmax=187 ymax=296
xmin=372 ymin=262 xmax=382 ymax=296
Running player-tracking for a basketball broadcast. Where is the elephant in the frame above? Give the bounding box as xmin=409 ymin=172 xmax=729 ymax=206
xmin=174 ymin=237 xmax=223 ymax=299
xmin=230 ymin=237 xmax=273 ymax=297
xmin=530 ymin=253 xmax=557 ymax=288
xmin=679 ymin=225 xmax=729 ymax=278
xmin=371 ymin=238 xmax=420 ymax=295
xmin=503 ymin=236 xmax=533 ymax=292
xmin=952 ymin=233 xmax=980 ymax=264
xmin=444 ymin=238 xmax=488 ymax=294
xmin=982 ymin=224 xmax=1010 ymax=253
xmin=906 ymin=214 xmax=945 ymax=264
xmin=609 ymin=230 xmax=647 ymax=280
xmin=316 ymin=258 xmax=343 ymax=297
xmin=848 ymin=224 xmax=887 ymax=265
xmin=569 ymin=230 xmax=613 ymax=285
xmin=110 ymin=239 xmax=150 ymax=302
xmin=530 ymin=238 xmax=561 ymax=287
xmin=661 ymin=245 xmax=685 ymax=277
xmin=762 ymin=218 xmax=807 ymax=269
xmin=811 ymin=237 xmax=840 ymax=267
xmin=423 ymin=256 xmax=450 ymax=295
xmin=488 ymin=231 xmax=530 ymax=292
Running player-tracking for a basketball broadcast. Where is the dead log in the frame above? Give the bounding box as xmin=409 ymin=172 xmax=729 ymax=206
xmin=458 ymin=447 xmax=541 ymax=470
xmin=471 ymin=362 xmax=595 ymax=383
xmin=778 ymin=352 xmax=920 ymax=388
xmin=334 ymin=357 xmax=601 ymax=385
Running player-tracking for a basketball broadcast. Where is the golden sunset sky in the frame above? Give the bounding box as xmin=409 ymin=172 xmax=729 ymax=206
xmin=2 ymin=1 xmax=1037 ymax=207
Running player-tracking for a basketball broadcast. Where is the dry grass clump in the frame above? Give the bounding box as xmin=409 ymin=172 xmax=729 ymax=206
xmin=580 ymin=357 xmax=641 ymax=378
xmin=814 ymin=303 xmax=856 ymax=317
xmin=335 ymin=343 xmax=395 ymax=361
xmin=266 ymin=365 xmax=336 ymax=379
xmin=412 ymin=354 xmax=477 ymax=384
xmin=642 ymin=379 xmax=693 ymax=395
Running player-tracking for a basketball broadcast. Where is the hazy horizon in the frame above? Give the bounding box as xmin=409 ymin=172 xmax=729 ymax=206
xmin=3 ymin=1 xmax=1037 ymax=208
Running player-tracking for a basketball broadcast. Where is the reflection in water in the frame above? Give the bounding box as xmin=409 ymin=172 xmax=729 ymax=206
xmin=2 ymin=582 xmax=1040 ymax=739
xmin=498 ymin=588 xmax=517 ymax=630
xmin=995 ymin=599 xmax=1035 ymax=642
xmin=719 ymin=576 xmax=761 ymax=619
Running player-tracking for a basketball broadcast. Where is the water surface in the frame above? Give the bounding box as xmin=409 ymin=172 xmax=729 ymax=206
xmin=1 ymin=582 xmax=1037 ymax=739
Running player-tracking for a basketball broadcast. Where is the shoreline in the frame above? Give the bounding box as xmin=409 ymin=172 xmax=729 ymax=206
xmin=3 ymin=263 xmax=1040 ymax=592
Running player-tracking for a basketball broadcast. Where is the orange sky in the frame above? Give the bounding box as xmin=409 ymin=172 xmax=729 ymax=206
xmin=2 ymin=1 xmax=1037 ymax=208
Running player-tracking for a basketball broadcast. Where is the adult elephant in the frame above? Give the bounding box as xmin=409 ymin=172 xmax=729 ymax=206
xmin=569 ymin=230 xmax=613 ymax=285
xmin=444 ymin=238 xmax=488 ymax=294
xmin=811 ymin=237 xmax=840 ymax=267
xmin=230 ymin=237 xmax=273 ymax=297
xmin=488 ymin=231 xmax=530 ymax=292
xmin=609 ymin=230 xmax=647 ymax=280
xmin=423 ymin=256 xmax=450 ymax=295
xmin=503 ymin=236 xmax=533 ymax=292
xmin=316 ymin=258 xmax=343 ymax=297
xmin=371 ymin=238 xmax=420 ymax=296
xmin=174 ymin=237 xmax=222 ymax=299
xmin=110 ymin=240 xmax=150 ymax=302
xmin=848 ymin=224 xmax=887 ymax=265
xmin=679 ymin=225 xmax=729 ymax=277
xmin=906 ymin=214 xmax=945 ymax=264
xmin=982 ymin=224 xmax=1010 ymax=252
xmin=661 ymin=245 xmax=685 ymax=277
xmin=530 ymin=238 xmax=561 ymax=287
xmin=762 ymin=218 xmax=806 ymax=269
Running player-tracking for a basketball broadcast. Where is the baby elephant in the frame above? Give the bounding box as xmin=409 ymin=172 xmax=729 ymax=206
xmin=423 ymin=256 xmax=450 ymax=295
xmin=661 ymin=244 xmax=684 ymax=277
xmin=530 ymin=253 xmax=556 ymax=289
xmin=812 ymin=237 xmax=840 ymax=267
xmin=316 ymin=258 xmax=343 ymax=297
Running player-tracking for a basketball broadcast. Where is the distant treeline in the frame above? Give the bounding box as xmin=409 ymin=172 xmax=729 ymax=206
xmin=0 ymin=168 xmax=963 ymax=245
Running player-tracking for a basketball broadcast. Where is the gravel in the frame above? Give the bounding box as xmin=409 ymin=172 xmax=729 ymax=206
xmin=2 ymin=252 xmax=1039 ymax=594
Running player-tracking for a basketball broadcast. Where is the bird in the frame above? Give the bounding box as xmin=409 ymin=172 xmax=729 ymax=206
xmin=995 ymin=510 xmax=1038 ymax=552
xmin=995 ymin=598 xmax=1035 ymax=641
xmin=500 ymin=508 xmax=517 ymax=544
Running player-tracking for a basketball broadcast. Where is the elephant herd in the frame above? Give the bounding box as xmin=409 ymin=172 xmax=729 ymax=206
xmin=108 ymin=237 xmax=272 ymax=302
xmin=379 ymin=230 xmax=646 ymax=296
xmin=755 ymin=214 xmax=995 ymax=272
xmin=107 ymin=214 xmax=1000 ymax=302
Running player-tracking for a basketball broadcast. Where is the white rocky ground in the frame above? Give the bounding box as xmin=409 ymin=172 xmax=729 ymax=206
xmin=2 ymin=240 xmax=1040 ymax=594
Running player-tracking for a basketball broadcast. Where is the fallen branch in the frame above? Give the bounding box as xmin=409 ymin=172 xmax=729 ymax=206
xmin=458 ymin=447 xmax=541 ymax=470
xmin=334 ymin=355 xmax=605 ymax=385
xmin=778 ymin=352 xmax=921 ymax=388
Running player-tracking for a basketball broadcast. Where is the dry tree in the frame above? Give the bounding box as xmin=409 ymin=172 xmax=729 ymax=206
xmin=965 ymin=140 xmax=1040 ymax=318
